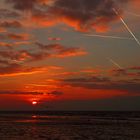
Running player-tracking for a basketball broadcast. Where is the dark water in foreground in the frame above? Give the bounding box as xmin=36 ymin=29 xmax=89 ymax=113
xmin=0 ymin=111 xmax=140 ymax=140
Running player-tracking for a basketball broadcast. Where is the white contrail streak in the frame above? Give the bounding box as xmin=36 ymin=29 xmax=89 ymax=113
xmin=84 ymin=34 xmax=133 ymax=40
xmin=113 ymin=8 xmax=140 ymax=47
xmin=107 ymin=57 xmax=123 ymax=69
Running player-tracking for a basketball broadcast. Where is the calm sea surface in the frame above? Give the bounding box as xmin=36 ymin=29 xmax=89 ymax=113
xmin=0 ymin=111 xmax=140 ymax=140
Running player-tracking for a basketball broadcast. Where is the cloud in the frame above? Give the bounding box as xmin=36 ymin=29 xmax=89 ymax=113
xmin=50 ymin=71 xmax=78 ymax=77
xmin=0 ymin=42 xmax=13 ymax=48
xmin=6 ymin=0 xmax=38 ymax=11
xmin=111 ymin=66 xmax=140 ymax=77
xmin=5 ymin=0 xmax=53 ymax=11
xmin=48 ymin=90 xmax=63 ymax=95
xmin=4 ymin=0 xmax=129 ymax=32
xmin=0 ymin=63 xmax=50 ymax=76
xmin=48 ymin=37 xmax=62 ymax=41
xmin=35 ymin=42 xmax=87 ymax=59
xmin=0 ymin=9 xmax=20 ymax=18
xmin=129 ymin=66 xmax=140 ymax=71
xmin=56 ymin=47 xmax=87 ymax=57
xmin=0 ymin=28 xmax=6 ymax=33
xmin=0 ymin=43 xmax=63 ymax=77
xmin=59 ymin=75 xmax=140 ymax=94
xmin=62 ymin=76 xmax=110 ymax=83
xmin=0 ymin=60 xmax=10 ymax=65
xmin=5 ymin=0 xmax=140 ymax=32
xmin=7 ymin=33 xmax=30 ymax=40
xmin=0 ymin=65 xmax=62 ymax=77
xmin=0 ymin=90 xmax=44 ymax=95
xmin=0 ymin=42 xmax=87 ymax=65
xmin=0 ymin=21 xmax=23 ymax=28
xmin=0 ymin=33 xmax=30 ymax=41
xmin=28 ymin=0 xmax=140 ymax=32
xmin=0 ymin=90 xmax=64 ymax=96
xmin=0 ymin=50 xmax=31 ymax=62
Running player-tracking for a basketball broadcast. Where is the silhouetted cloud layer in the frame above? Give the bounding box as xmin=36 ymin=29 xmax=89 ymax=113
xmin=59 ymin=75 xmax=140 ymax=94
xmin=0 ymin=90 xmax=63 ymax=95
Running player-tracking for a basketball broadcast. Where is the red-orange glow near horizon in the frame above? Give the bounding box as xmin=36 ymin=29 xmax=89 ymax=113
xmin=32 ymin=101 xmax=38 ymax=105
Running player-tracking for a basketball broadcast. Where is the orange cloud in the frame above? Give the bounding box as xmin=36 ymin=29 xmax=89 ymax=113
xmin=0 ymin=64 xmax=62 ymax=77
xmin=7 ymin=33 xmax=30 ymax=40
xmin=55 ymin=48 xmax=87 ymax=58
xmin=0 ymin=27 xmax=7 ymax=33
xmin=48 ymin=37 xmax=62 ymax=41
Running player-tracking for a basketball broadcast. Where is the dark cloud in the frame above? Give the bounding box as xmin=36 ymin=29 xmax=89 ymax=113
xmin=36 ymin=43 xmax=87 ymax=58
xmin=129 ymin=66 xmax=140 ymax=71
xmin=0 ymin=9 xmax=20 ymax=18
xmin=0 ymin=60 xmax=10 ymax=65
xmin=48 ymin=91 xmax=63 ymax=95
xmin=0 ymin=33 xmax=29 ymax=41
xmin=59 ymin=76 xmax=140 ymax=94
xmin=0 ymin=90 xmax=44 ymax=95
xmin=0 ymin=50 xmax=31 ymax=62
xmin=62 ymin=76 xmax=110 ymax=83
xmin=0 ymin=21 xmax=23 ymax=28
xmin=7 ymin=33 xmax=29 ymax=40
xmin=0 ymin=90 xmax=64 ymax=96
xmin=6 ymin=0 xmax=38 ymax=11
xmin=0 ymin=42 xmax=86 ymax=76
xmin=0 ymin=42 xmax=86 ymax=65
xmin=5 ymin=0 xmax=133 ymax=32
xmin=111 ymin=66 xmax=140 ymax=77
xmin=111 ymin=69 xmax=127 ymax=76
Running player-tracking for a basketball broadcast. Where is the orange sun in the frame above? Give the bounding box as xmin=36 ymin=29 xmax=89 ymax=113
xmin=32 ymin=101 xmax=37 ymax=105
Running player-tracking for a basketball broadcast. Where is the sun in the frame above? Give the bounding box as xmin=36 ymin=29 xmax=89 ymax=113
xmin=32 ymin=101 xmax=37 ymax=105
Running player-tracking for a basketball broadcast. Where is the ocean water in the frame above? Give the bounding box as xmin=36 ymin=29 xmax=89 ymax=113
xmin=0 ymin=111 xmax=140 ymax=140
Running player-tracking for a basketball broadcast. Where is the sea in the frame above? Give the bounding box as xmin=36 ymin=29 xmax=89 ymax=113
xmin=0 ymin=111 xmax=140 ymax=140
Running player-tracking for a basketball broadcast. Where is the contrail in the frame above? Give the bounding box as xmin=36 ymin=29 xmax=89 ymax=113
xmin=125 ymin=11 xmax=140 ymax=17
xmin=107 ymin=57 xmax=123 ymax=69
xmin=84 ymin=34 xmax=133 ymax=40
xmin=113 ymin=8 xmax=140 ymax=47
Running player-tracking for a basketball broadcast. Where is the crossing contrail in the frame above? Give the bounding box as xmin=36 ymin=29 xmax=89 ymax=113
xmin=84 ymin=34 xmax=133 ymax=40
xmin=113 ymin=8 xmax=140 ymax=47
xmin=107 ymin=57 xmax=123 ymax=69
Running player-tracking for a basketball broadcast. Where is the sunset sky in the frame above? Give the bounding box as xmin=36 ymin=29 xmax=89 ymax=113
xmin=0 ymin=0 xmax=140 ymax=110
